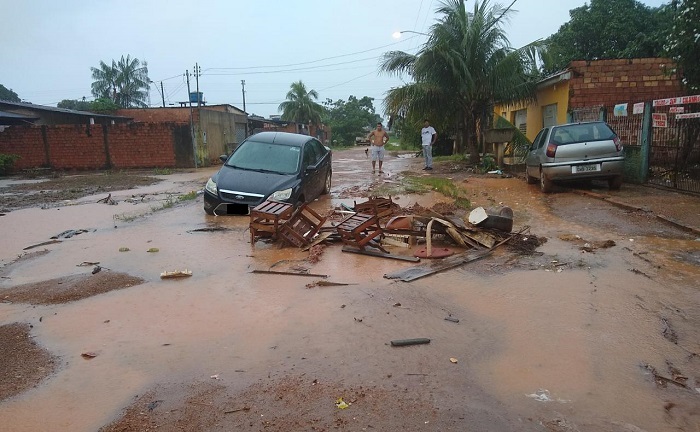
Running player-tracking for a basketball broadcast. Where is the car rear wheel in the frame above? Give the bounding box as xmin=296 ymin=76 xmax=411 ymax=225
xmin=540 ymin=169 xmax=553 ymax=193
xmin=525 ymin=167 xmax=538 ymax=184
xmin=322 ymin=170 xmax=332 ymax=194
xmin=608 ymin=175 xmax=623 ymax=190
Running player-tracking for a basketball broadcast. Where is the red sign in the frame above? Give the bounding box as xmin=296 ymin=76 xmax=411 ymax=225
xmin=669 ymin=106 xmax=685 ymax=114
xmin=652 ymin=113 xmax=668 ymax=128
xmin=653 ymin=94 xmax=700 ymax=107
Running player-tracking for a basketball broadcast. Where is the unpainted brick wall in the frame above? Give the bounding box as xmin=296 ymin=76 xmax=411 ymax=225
xmin=0 ymin=126 xmax=46 ymax=169
xmin=0 ymin=122 xmax=180 ymax=171
xmin=568 ymin=58 xmax=684 ymax=110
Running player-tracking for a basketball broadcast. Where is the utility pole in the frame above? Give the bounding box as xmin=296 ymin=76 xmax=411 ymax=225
xmin=160 ymin=81 xmax=165 ymax=108
xmin=241 ymin=79 xmax=248 ymax=138
xmin=194 ymin=63 xmax=201 ymax=107
xmin=185 ymin=70 xmax=198 ymax=168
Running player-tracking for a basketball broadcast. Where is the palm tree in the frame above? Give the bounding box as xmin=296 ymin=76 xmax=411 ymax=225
xmin=278 ymin=81 xmax=325 ymax=129
xmin=380 ymin=0 xmax=541 ymax=163
xmin=91 ymin=60 xmax=118 ymax=102
xmin=91 ymin=55 xmax=150 ymax=108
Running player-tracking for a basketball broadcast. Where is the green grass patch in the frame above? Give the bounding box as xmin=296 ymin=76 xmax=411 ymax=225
xmin=178 ymin=191 xmax=198 ymax=201
xmin=432 ymin=154 xmax=468 ymax=163
xmin=153 ymin=167 xmax=173 ymax=175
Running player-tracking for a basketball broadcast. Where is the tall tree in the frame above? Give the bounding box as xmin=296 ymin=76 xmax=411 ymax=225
xmin=90 ymin=55 xmax=150 ymax=108
xmin=278 ymin=80 xmax=325 ymax=127
xmin=380 ymin=0 xmax=540 ymax=164
xmin=666 ymin=0 xmax=700 ymax=90
xmin=0 ymin=84 xmax=21 ymax=102
xmin=545 ymin=0 xmax=673 ymax=72
xmin=323 ymin=96 xmax=382 ymax=145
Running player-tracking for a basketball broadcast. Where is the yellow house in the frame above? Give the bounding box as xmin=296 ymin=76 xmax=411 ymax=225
xmin=495 ymin=70 xmax=572 ymax=142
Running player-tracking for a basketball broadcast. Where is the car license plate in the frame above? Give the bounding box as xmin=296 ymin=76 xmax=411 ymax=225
xmin=573 ymin=164 xmax=601 ymax=173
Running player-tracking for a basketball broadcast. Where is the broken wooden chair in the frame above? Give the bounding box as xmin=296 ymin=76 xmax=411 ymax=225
xmin=353 ymin=196 xmax=395 ymax=219
xmin=249 ymin=200 xmax=294 ymax=246
xmin=278 ymin=203 xmax=326 ymax=247
xmin=336 ymin=212 xmax=386 ymax=252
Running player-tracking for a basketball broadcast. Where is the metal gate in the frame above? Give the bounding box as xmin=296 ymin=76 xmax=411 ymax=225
xmin=649 ymin=96 xmax=700 ymax=193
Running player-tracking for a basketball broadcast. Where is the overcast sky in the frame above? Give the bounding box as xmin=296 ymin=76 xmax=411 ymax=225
xmin=1 ymin=0 xmax=669 ymax=118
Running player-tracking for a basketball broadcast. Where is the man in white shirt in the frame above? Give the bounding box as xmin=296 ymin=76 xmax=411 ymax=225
xmin=420 ymin=119 xmax=437 ymax=171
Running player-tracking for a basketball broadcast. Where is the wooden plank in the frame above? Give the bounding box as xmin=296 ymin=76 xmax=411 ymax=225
xmin=251 ymin=270 xmax=328 ymax=278
xmin=342 ymin=246 xmax=420 ymax=262
xmin=383 ymin=232 xmax=516 ymax=282
xmin=383 ymin=249 xmax=492 ymax=282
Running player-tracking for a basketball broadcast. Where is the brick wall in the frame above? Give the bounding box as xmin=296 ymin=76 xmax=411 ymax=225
xmin=0 ymin=126 xmax=46 ymax=169
xmin=44 ymin=124 xmax=107 ymax=169
xmin=569 ymin=58 xmax=684 ymax=109
xmin=0 ymin=122 xmax=185 ymax=171
xmin=108 ymin=123 xmax=177 ymax=168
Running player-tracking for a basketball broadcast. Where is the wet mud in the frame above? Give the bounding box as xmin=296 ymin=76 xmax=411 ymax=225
xmin=0 ymin=323 xmax=58 ymax=402
xmin=0 ymin=147 xmax=699 ymax=431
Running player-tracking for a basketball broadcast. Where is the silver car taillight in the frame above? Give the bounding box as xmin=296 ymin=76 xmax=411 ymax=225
xmin=613 ymin=136 xmax=623 ymax=152
xmin=545 ymin=142 xmax=557 ymax=158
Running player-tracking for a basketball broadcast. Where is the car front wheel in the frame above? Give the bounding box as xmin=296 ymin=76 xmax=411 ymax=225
xmin=540 ymin=169 xmax=553 ymax=193
xmin=322 ymin=170 xmax=332 ymax=194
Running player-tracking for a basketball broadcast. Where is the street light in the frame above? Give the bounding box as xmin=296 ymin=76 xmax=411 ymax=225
xmin=392 ymin=30 xmax=429 ymax=39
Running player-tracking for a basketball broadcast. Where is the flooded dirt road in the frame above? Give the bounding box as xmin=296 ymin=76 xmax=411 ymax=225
xmin=1 ymin=147 xmax=699 ymax=431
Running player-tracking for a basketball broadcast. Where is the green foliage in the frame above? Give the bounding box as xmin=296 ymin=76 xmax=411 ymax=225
xmin=323 ymin=96 xmax=382 ymax=145
xmin=57 ymin=99 xmax=93 ymax=111
xmin=0 ymin=85 xmax=21 ymax=102
xmin=0 ymin=154 xmax=20 ymax=176
xmin=91 ymin=55 xmax=150 ymax=108
xmin=178 ymin=191 xmax=197 ymax=201
xmin=545 ymin=0 xmax=673 ymax=72
xmin=493 ymin=115 xmax=531 ymax=160
xmin=480 ymin=154 xmax=498 ymax=172
xmin=666 ymin=0 xmax=700 ymax=90
xmin=56 ymin=98 xmax=120 ymax=113
xmin=380 ymin=0 xmax=542 ymax=165
xmin=278 ymin=81 xmax=325 ymax=126
xmin=89 ymin=98 xmax=120 ymax=113
xmin=153 ymin=167 xmax=173 ymax=175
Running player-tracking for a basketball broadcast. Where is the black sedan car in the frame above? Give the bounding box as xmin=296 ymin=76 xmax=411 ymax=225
xmin=203 ymin=132 xmax=332 ymax=215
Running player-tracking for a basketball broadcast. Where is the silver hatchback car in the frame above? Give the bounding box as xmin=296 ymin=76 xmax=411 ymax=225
xmin=525 ymin=121 xmax=625 ymax=193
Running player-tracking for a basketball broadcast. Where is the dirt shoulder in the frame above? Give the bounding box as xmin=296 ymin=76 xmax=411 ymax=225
xmin=0 ymin=323 xmax=59 ymax=402
xmin=0 ymin=171 xmax=163 ymax=211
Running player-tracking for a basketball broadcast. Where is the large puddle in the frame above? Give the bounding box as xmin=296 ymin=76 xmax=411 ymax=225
xmin=1 ymin=148 xmax=698 ymax=431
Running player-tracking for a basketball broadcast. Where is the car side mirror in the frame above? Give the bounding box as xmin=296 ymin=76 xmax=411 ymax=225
xmin=219 ymin=154 xmax=227 ymax=163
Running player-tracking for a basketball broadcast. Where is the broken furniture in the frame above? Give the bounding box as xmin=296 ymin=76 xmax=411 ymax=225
xmin=336 ymin=212 xmax=385 ymax=251
xmin=278 ymin=203 xmax=326 ymax=247
xmin=249 ymin=200 xmax=294 ymax=245
xmin=353 ymin=196 xmax=395 ymax=219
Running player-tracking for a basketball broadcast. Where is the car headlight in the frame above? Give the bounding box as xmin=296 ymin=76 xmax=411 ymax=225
xmin=271 ymin=187 xmax=292 ymax=201
xmin=205 ymin=178 xmax=218 ymax=195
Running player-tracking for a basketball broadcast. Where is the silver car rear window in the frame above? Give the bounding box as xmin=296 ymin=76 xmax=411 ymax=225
xmin=551 ymin=123 xmax=615 ymax=145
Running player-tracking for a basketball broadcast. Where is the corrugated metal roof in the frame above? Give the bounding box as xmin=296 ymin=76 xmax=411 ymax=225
xmin=0 ymin=100 xmax=131 ymax=119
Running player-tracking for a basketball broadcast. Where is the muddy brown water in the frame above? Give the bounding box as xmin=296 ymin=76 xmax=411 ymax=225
xmin=1 ymin=147 xmax=699 ymax=431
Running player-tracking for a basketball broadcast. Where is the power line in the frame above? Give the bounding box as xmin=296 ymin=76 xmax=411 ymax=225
xmin=203 ymin=37 xmax=419 ymax=72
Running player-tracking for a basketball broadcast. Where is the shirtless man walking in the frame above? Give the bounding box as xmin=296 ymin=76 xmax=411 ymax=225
xmin=367 ymin=122 xmax=389 ymax=174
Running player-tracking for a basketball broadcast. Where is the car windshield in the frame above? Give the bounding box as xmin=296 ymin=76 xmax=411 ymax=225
xmin=551 ymin=123 xmax=616 ymax=145
xmin=225 ymin=140 xmax=301 ymax=174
